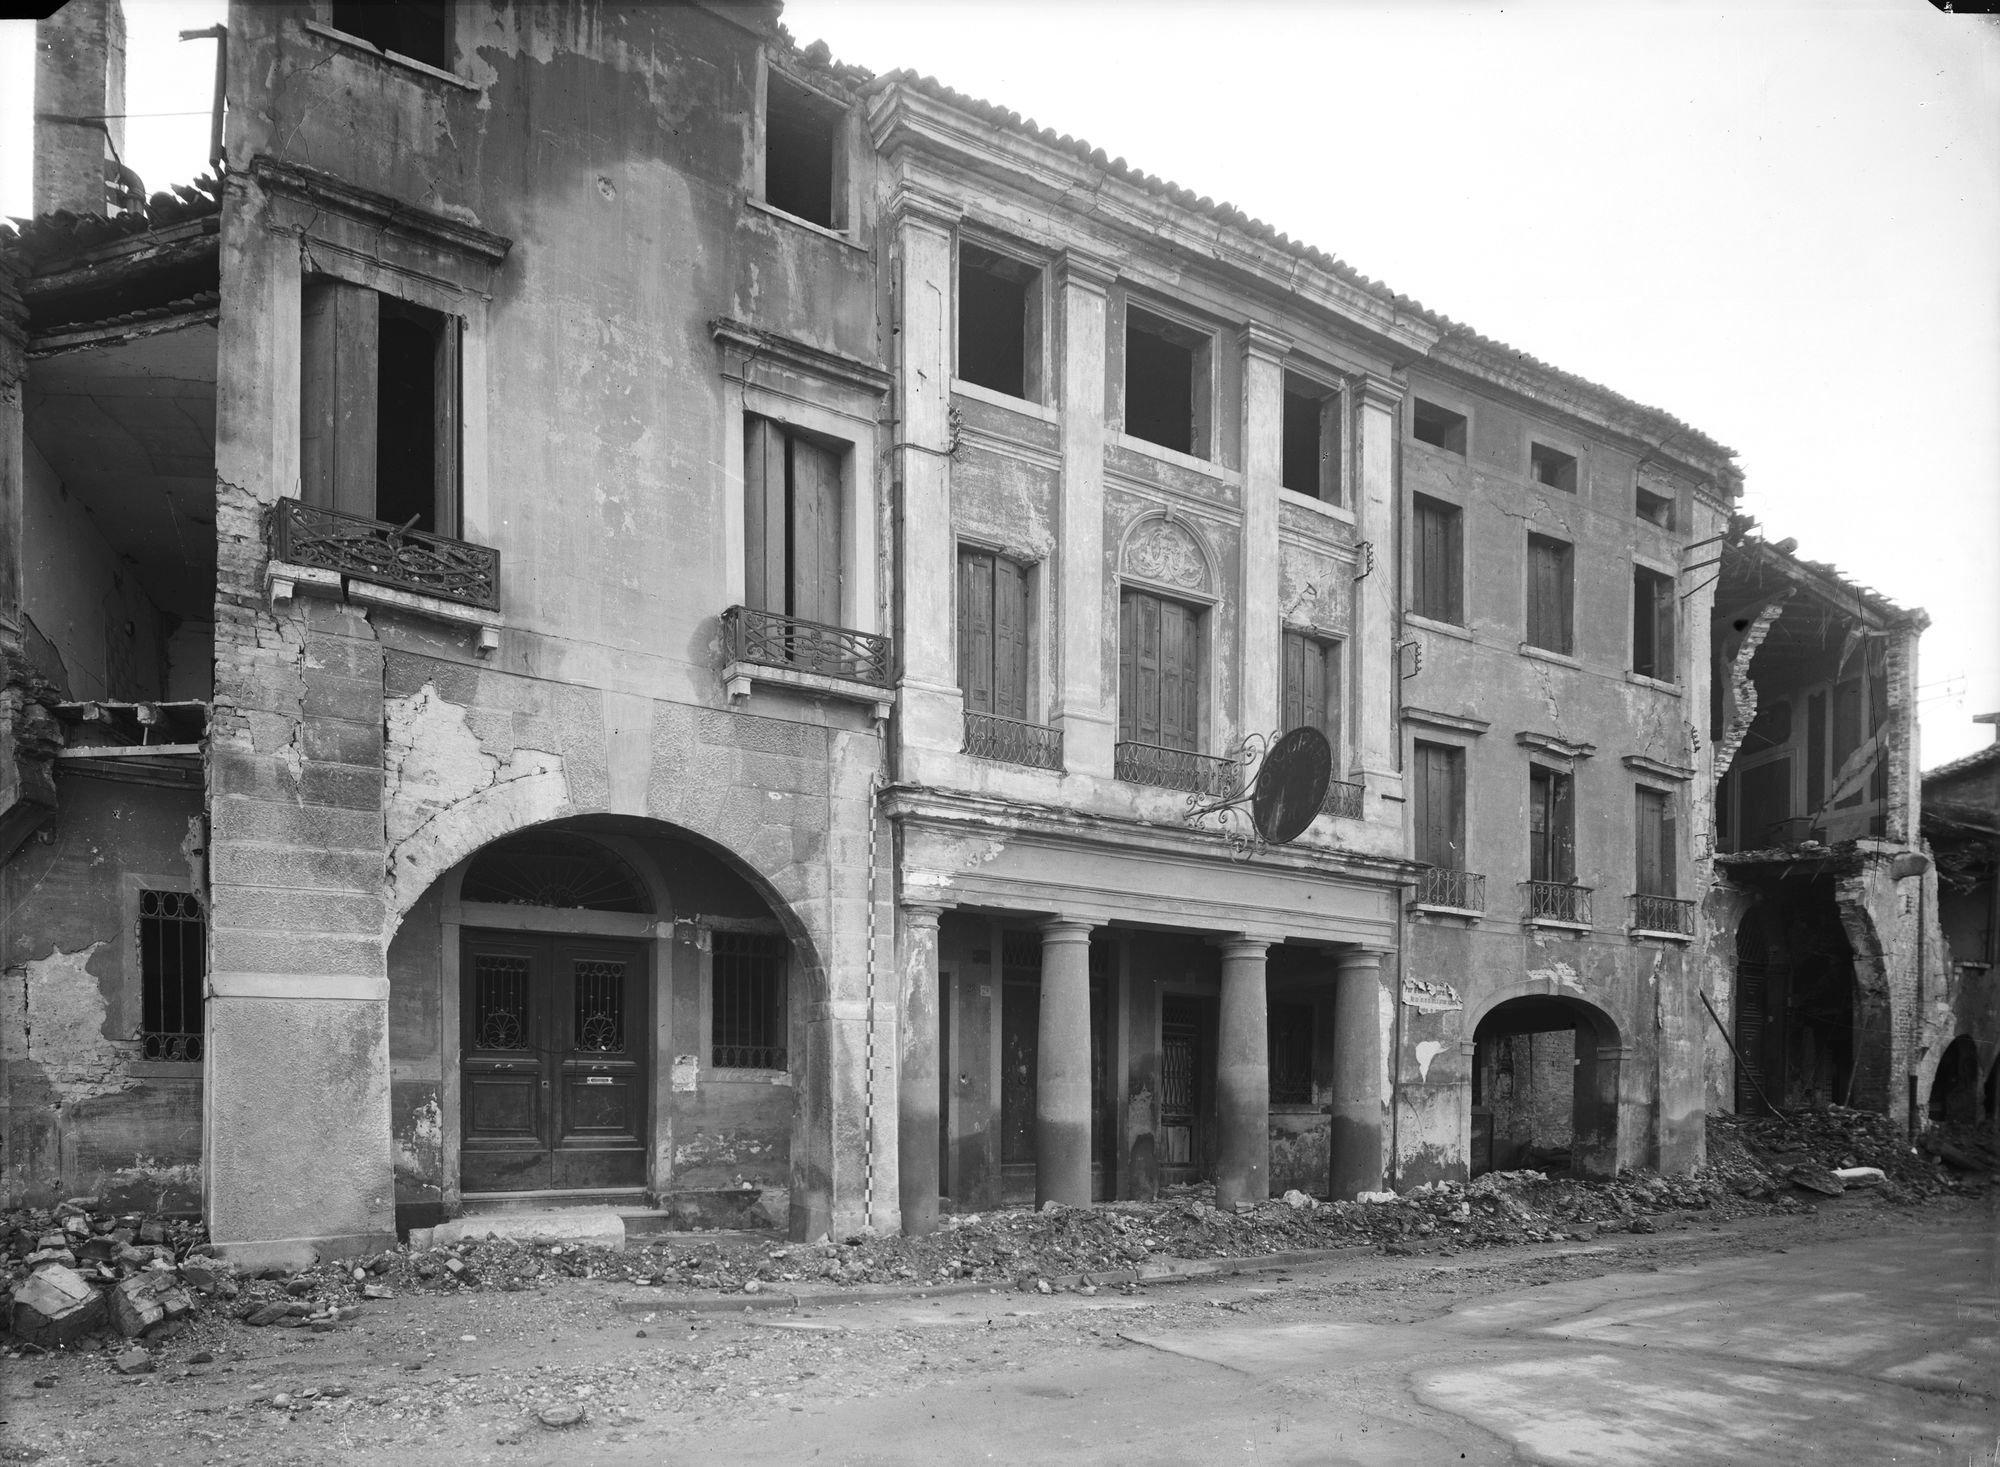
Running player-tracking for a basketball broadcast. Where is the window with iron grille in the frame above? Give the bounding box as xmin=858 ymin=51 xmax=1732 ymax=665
xmin=712 ymin=932 xmax=787 ymax=1070
xmin=139 ymin=890 xmax=205 ymax=1062
xmin=1268 ymin=1002 xmax=1314 ymax=1105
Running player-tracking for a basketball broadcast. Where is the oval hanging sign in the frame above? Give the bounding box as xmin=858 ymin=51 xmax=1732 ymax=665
xmin=1251 ymin=727 xmax=1333 ymax=846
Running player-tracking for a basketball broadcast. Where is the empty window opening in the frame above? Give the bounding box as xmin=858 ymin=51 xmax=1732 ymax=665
xmin=1124 ymin=307 xmax=1208 ymax=458
xmin=1268 ymin=1002 xmax=1314 ymax=1105
xmin=1631 ymin=566 xmax=1676 ymax=680
xmin=139 ymin=890 xmax=205 ymax=1063
xmin=300 ymin=281 xmax=460 ymax=534
xmin=330 ymin=2 xmax=449 ymax=70
xmin=1636 ymin=485 xmax=1675 ymax=529
xmin=744 ymin=414 xmax=845 ymax=626
xmin=1410 ymin=494 xmax=1465 ymax=625
xmin=957 ymin=243 xmax=1041 ymax=402
xmin=712 ymin=932 xmax=788 ymax=1070
xmin=1282 ymin=375 xmax=1340 ymax=501
xmin=1525 ymin=533 xmax=1574 ymax=656
xmin=1530 ymin=443 xmax=1577 ymax=492
xmin=1411 ymin=398 xmax=1467 ymax=455
xmin=764 ymin=71 xmax=843 ymax=229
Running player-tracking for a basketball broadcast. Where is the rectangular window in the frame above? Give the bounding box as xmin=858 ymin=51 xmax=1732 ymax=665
xmin=1412 ymin=741 xmax=1466 ymax=870
xmin=1410 ymin=494 xmax=1464 ymax=625
xmin=958 ymin=548 xmax=1030 ymax=721
xmin=764 ymin=71 xmax=843 ymax=229
xmin=1528 ymin=766 xmax=1575 ymax=883
xmin=1268 ymin=1002 xmax=1314 ymax=1105
xmin=300 ymin=281 xmax=461 ymax=533
xmin=743 ymin=414 xmax=844 ymax=626
xmin=1738 ymin=758 xmax=1792 ymax=847
xmin=331 ymin=1 xmax=448 ymax=69
xmin=139 ymin=890 xmax=205 ymax=1063
xmin=1118 ymin=589 xmax=1202 ymax=751
xmin=1635 ymin=787 xmax=1676 ymax=897
xmin=1280 ymin=629 xmax=1342 ymax=756
xmin=711 ymin=932 xmax=787 ymax=1070
xmin=1282 ymin=374 xmax=1340 ymax=502
xmin=1529 ymin=442 xmax=1578 ymax=492
xmin=1411 ymin=398 xmax=1466 ymax=454
xmin=1636 ymin=484 xmax=1675 ymax=529
xmin=1124 ymin=307 xmax=1210 ymax=458
xmin=957 ymin=243 xmax=1042 ymax=402
xmin=1525 ymin=533 xmax=1575 ymax=655
xmin=1632 ymin=566 xmax=1676 ymax=679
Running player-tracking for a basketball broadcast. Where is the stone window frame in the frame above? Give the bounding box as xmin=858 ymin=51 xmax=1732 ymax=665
xmin=698 ymin=917 xmax=794 ymax=1081
xmin=1277 ymin=361 xmax=1352 ymax=510
xmin=951 ymin=226 xmax=1052 ymax=410
xmin=1116 ymin=290 xmax=1222 ymax=469
xmin=302 ymin=7 xmax=479 ymax=93
xmin=751 ymin=56 xmax=857 ymax=241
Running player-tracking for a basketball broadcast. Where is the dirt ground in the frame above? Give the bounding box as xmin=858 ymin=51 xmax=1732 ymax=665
xmin=2 ymin=1190 xmax=1988 ymax=1467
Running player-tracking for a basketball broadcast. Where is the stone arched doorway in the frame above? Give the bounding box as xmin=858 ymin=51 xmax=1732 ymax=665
xmin=387 ymin=815 xmax=808 ymax=1232
xmin=1470 ymin=994 xmax=1623 ymax=1181
xmin=1927 ymin=1035 xmax=1981 ymax=1129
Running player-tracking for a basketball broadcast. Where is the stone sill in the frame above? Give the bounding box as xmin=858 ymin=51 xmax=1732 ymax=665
xmin=1113 ymin=431 xmax=1241 ymax=487
xmin=1628 ymin=928 xmax=1694 ymax=944
xmin=724 ymin=660 xmax=893 ymax=722
xmin=269 ymin=560 xmax=503 ymax=656
xmin=743 ymin=196 xmax=867 ymax=252
xmin=952 ymin=377 xmax=1059 ymax=424
xmin=301 ymin=20 xmax=480 ymax=91
xmin=1625 ymin=670 xmax=1682 ymax=696
xmin=1405 ymin=613 xmax=1473 ymax=643
xmin=1518 ymin=643 xmax=1581 ymax=670
xmin=705 ymin=1068 xmax=792 ymax=1086
xmin=1410 ymin=902 xmax=1482 ymax=923
xmin=1279 ymin=488 xmax=1356 ymax=527
xmin=1525 ymin=917 xmax=1593 ymax=934
xmin=127 ymin=1062 xmax=203 ymax=1081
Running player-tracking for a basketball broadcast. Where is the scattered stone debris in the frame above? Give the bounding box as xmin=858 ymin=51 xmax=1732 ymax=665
xmin=4 ymin=1112 xmax=1983 ymax=1354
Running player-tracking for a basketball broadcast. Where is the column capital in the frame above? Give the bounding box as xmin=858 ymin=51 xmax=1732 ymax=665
xmin=1238 ymin=320 xmax=1293 ymax=363
xmin=1334 ymin=946 xmax=1393 ymax=974
xmin=1354 ymin=372 xmax=1405 ymax=413
xmin=1039 ymin=916 xmax=1098 ymax=943
xmin=887 ymin=184 xmax=963 ymax=234
xmin=1214 ymin=934 xmax=1275 ymax=959
xmin=899 ymin=902 xmax=946 ymax=929
xmin=1057 ymin=249 xmax=1118 ymax=295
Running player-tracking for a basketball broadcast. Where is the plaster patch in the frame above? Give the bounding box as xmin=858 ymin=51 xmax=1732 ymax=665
xmin=1415 ymin=1040 xmax=1445 ymax=1082
xmin=393 ymin=1095 xmax=444 ymax=1182
xmin=1379 ymin=984 xmax=1396 ymax=1106
xmin=1528 ymin=961 xmax=1586 ymax=994
xmin=4 ymin=943 xmax=137 ymax=1099
xmin=672 ymin=1054 xmax=699 ymax=1092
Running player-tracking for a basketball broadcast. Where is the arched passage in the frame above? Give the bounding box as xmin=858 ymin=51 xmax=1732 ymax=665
xmin=1470 ymin=994 xmax=1623 ymax=1181
xmin=387 ymin=814 xmax=814 ymax=1233
xmin=1927 ymin=1035 xmax=1982 ymax=1129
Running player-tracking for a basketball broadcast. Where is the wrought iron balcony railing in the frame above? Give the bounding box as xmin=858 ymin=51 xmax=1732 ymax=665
xmin=1414 ymin=866 xmax=1485 ymax=911
xmin=1115 ymin=740 xmax=1240 ymax=798
xmin=1320 ymin=778 xmax=1366 ymax=820
xmin=273 ymin=498 xmax=501 ymax=611
xmin=1631 ymin=893 xmax=1696 ymax=935
xmin=963 ymin=711 xmax=1064 ymax=772
xmin=1526 ymin=879 xmax=1593 ymax=925
xmin=722 ymin=605 xmax=893 ymax=688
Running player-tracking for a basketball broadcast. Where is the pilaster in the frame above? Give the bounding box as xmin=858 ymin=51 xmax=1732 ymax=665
xmin=1353 ymin=374 xmax=1404 ymax=798
xmin=1053 ymin=252 xmax=1117 ymax=777
xmin=1237 ymin=324 xmax=1290 ymax=745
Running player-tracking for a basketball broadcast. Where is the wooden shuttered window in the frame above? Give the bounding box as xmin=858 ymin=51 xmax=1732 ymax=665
xmin=1632 ymin=567 xmax=1675 ymax=679
xmin=1528 ymin=765 xmax=1575 ymax=882
xmin=1526 ymin=534 xmax=1574 ymax=655
xmin=743 ymin=415 xmax=843 ymax=625
xmin=1281 ymin=631 xmax=1342 ymax=755
xmin=1118 ymin=590 xmax=1201 ymax=751
xmin=1412 ymin=741 xmax=1466 ymax=870
xmin=1410 ymin=495 xmax=1463 ymax=624
xmin=1635 ymin=787 xmax=1676 ymax=897
xmin=958 ymin=549 xmax=1030 ymax=720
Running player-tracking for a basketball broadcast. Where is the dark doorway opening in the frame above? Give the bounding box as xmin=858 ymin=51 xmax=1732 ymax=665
xmin=1471 ymin=996 xmax=1620 ymax=1179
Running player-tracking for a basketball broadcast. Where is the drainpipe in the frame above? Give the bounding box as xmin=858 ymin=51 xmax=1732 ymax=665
xmin=178 ymin=25 xmax=228 ymax=175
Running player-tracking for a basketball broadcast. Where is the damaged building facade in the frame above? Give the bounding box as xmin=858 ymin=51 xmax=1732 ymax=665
xmin=0 ymin=0 xmax=1964 ymax=1260
xmin=1921 ymin=716 xmax=2000 ymax=1133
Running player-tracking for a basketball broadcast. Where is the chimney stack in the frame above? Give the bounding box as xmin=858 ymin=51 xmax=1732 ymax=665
xmin=34 ymin=0 xmax=129 ymax=217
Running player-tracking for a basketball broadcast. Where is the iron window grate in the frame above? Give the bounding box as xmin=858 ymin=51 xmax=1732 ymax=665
xmin=139 ymin=890 xmax=205 ymax=1062
xmin=713 ymin=932 xmax=788 ymax=1070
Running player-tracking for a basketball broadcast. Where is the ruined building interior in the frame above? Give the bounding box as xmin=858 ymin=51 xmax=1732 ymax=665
xmin=1 ymin=0 xmax=1989 ymax=1261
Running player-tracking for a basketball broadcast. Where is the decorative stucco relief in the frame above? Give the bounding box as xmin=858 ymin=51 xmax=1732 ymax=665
xmin=1122 ymin=518 xmax=1208 ymax=592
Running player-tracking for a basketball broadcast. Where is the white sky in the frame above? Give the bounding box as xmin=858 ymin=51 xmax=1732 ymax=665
xmin=4 ymin=0 xmax=1996 ymax=765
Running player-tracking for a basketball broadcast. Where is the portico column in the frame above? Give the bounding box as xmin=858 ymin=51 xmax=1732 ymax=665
xmin=1036 ymin=918 xmax=1097 ymax=1207
xmin=896 ymin=904 xmax=944 ymax=1236
xmin=1052 ymin=252 xmax=1118 ymax=778
xmin=1215 ymin=937 xmax=1272 ymax=1211
xmin=1353 ymin=375 xmax=1404 ymax=799
xmin=1330 ymin=948 xmax=1386 ymax=1199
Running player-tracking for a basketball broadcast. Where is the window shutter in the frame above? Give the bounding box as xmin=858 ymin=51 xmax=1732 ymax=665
xmin=1323 ymin=641 xmax=1343 ymax=761
xmin=300 ymin=279 xmax=379 ymax=518
xmin=1160 ymin=600 xmax=1198 ymax=750
xmin=788 ymin=435 xmax=843 ymax=625
xmin=1281 ymin=631 xmax=1303 ymax=732
xmin=959 ymin=550 xmax=995 ymax=714
xmin=743 ymin=416 xmax=787 ymax=613
xmin=1552 ymin=773 xmax=1575 ymax=881
xmin=1118 ymin=593 xmax=1138 ymax=743
xmin=994 ymin=557 xmax=1029 ymax=721
xmin=1654 ymin=573 xmax=1675 ymax=676
xmin=1444 ymin=507 xmax=1464 ymax=624
xmin=1555 ymin=544 xmax=1574 ymax=655
xmin=1135 ymin=595 xmax=1162 ymax=744
xmin=1658 ymin=796 xmax=1677 ymax=898
xmin=1529 ymin=769 xmax=1550 ymax=882
xmin=433 ymin=313 xmax=463 ymax=536
xmin=1416 ymin=743 xmax=1461 ymax=869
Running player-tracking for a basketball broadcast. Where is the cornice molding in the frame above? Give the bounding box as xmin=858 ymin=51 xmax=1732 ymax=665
xmin=1057 ymin=248 xmax=1118 ymax=294
xmin=1239 ymin=320 xmax=1292 ymax=361
xmin=1403 ymin=707 xmax=1491 ymax=736
xmin=711 ymin=316 xmax=893 ymax=397
xmin=1622 ymin=753 xmax=1695 ymax=783
xmin=887 ymin=183 xmax=963 ymax=233
xmin=248 ymin=156 xmax=511 ymax=263
xmin=1517 ymin=730 xmax=1598 ymax=761
xmin=1355 ymin=372 xmax=1405 ymax=413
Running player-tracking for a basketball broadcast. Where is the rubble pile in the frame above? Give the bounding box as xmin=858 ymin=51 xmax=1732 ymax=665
xmin=6 ymin=1112 xmax=1983 ymax=1351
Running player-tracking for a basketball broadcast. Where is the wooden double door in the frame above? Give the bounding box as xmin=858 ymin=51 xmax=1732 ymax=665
xmin=460 ymin=930 xmax=648 ymax=1193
